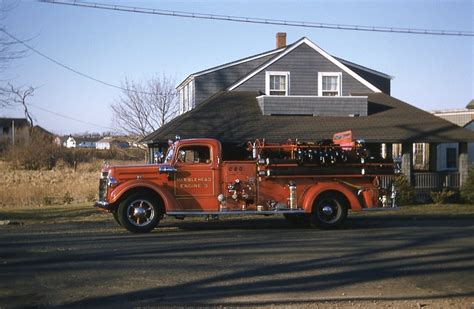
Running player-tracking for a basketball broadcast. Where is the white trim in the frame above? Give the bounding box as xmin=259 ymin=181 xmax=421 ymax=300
xmin=265 ymin=71 xmax=290 ymax=96
xmin=176 ymin=47 xmax=285 ymax=90
xmin=318 ymin=72 xmax=342 ymax=96
xmin=335 ymin=57 xmax=394 ymax=80
xmin=228 ymin=37 xmax=381 ymax=93
xmin=256 ymin=95 xmax=367 ymax=99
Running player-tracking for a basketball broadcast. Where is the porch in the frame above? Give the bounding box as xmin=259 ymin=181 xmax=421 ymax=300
xmin=378 ymin=141 xmax=469 ymax=202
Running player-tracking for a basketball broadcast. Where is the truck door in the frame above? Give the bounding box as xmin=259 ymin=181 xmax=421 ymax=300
xmin=173 ymin=144 xmax=219 ymax=211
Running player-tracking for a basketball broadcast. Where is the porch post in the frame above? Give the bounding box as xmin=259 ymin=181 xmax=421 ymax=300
xmin=385 ymin=143 xmax=393 ymax=159
xmin=459 ymin=142 xmax=468 ymax=187
xmin=402 ymin=143 xmax=413 ymax=184
xmin=429 ymin=143 xmax=438 ymax=172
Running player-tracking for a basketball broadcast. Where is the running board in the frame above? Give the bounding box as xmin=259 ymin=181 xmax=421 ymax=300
xmin=167 ymin=209 xmax=305 ymax=216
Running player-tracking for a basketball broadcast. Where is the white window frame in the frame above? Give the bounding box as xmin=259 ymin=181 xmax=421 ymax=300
xmin=188 ymin=81 xmax=195 ymax=111
xmin=178 ymin=88 xmax=184 ymax=114
xmin=265 ymin=71 xmax=290 ymax=96
xmin=318 ymin=72 xmax=342 ymax=96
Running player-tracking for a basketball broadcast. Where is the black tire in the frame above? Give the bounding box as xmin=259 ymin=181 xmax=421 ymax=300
xmin=283 ymin=213 xmax=309 ymax=226
xmin=112 ymin=212 xmax=121 ymax=226
xmin=117 ymin=193 xmax=162 ymax=233
xmin=310 ymin=193 xmax=348 ymax=229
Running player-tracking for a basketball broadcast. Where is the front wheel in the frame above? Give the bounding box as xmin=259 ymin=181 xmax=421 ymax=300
xmin=310 ymin=193 xmax=348 ymax=229
xmin=112 ymin=212 xmax=122 ymax=226
xmin=118 ymin=193 xmax=162 ymax=233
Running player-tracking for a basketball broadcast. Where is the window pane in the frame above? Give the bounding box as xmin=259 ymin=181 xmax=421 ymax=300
xmin=270 ymin=75 xmax=286 ymax=91
xmin=446 ymin=148 xmax=457 ymax=168
xmin=322 ymin=76 xmax=338 ymax=91
xmin=178 ymin=146 xmax=211 ymax=164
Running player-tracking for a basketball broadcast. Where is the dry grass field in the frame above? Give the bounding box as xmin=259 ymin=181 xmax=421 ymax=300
xmin=0 ymin=159 xmax=142 ymax=208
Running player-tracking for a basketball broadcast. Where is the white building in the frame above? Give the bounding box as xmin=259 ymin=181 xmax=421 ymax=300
xmin=432 ymin=100 xmax=474 ymax=170
xmin=64 ymin=135 xmax=76 ymax=148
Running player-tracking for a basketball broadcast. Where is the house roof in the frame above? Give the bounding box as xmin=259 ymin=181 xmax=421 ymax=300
xmin=177 ymin=37 xmax=391 ymax=93
xmin=0 ymin=118 xmax=30 ymax=128
xmin=32 ymin=125 xmax=54 ymax=136
xmin=467 ymin=99 xmax=474 ymax=110
xmin=176 ymin=46 xmax=287 ymax=90
xmin=143 ymin=91 xmax=474 ymax=144
xmin=333 ymin=57 xmax=393 ymax=80
xmin=227 ymin=37 xmax=382 ymax=93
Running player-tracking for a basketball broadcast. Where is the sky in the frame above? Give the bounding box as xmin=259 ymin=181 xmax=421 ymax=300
xmin=1 ymin=0 xmax=473 ymax=135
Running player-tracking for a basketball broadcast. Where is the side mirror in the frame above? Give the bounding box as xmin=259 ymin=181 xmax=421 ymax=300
xmin=159 ymin=166 xmax=177 ymax=174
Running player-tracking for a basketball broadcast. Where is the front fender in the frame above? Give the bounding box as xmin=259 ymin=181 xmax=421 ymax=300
xmin=301 ymin=182 xmax=362 ymax=213
xmin=109 ymin=180 xmax=178 ymax=212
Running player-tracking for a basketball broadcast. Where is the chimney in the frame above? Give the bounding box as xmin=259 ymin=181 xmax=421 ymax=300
xmin=276 ymin=32 xmax=286 ymax=49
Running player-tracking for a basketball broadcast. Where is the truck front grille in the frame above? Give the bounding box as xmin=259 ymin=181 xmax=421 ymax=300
xmin=98 ymin=178 xmax=107 ymax=201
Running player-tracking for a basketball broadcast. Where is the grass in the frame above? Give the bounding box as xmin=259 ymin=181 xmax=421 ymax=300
xmin=0 ymin=203 xmax=110 ymax=225
xmin=0 ymin=202 xmax=472 ymax=226
xmin=351 ymin=203 xmax=474 ymax=217
xmin=0 ymin=159 xmax=143 ymax=207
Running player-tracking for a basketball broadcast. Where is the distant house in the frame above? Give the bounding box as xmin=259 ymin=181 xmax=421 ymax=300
xmin=144 ymin=32 xmax=474 ymax=195
xmin=96 ymin=137 xmax=112 ymax=150
xmin=76 ymin=137 xmax=99 ymax=149
xmin=64 ymin=135 xmax=76 ymax=148
xmin=96 ymin=137 xmax=130 ymax=150
xmin=432 ymin=100 xmax=474 ymax=170
xmin=0 ymin=118 xmax=30 ymax=147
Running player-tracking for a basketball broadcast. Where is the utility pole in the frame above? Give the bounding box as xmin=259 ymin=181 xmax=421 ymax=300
xmin=11 ymin=120 xmax=15 ymax=146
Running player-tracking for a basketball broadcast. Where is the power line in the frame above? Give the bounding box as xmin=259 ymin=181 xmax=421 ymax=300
xmin=40 ymin=0 xmax=474 ymax=37
xmin=29 ymin=103 xmax=116 ymax=130
xmin=0 ymin=28 xmax=170 ymax=95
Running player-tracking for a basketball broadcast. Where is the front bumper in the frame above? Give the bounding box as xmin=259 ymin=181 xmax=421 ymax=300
xmin=94 ymin=200 xmax=111 ymax=211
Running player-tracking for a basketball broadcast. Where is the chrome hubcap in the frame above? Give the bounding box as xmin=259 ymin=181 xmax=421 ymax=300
xmin=317 ymin=198 xmax=341 ymax=224
xmin=133 ymin=207 xmax=147 ymax=218
xmin=322 ymin=205 xmax=333 ymax=215
xmin=127 ymin=200 xmax=155 ymax=227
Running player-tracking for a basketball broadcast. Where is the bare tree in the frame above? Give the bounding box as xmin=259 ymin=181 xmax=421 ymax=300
xmin=1 ymin=1 xmax=28 ymax=107
xmin=6 ymin=83 xmax=35 ymax=125
xmin=110 ymin=75 xmax=178 ymax=137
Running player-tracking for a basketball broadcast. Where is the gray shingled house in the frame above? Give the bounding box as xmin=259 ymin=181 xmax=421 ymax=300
xmin=143 ymin=33 xmax=474 ymax=194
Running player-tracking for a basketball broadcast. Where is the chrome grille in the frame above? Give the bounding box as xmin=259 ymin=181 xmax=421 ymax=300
xmin=98 ymin=178 xmax=107 ymax=201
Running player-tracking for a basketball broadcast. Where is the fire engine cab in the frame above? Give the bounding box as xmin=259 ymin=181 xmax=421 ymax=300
xmin=95 ymin=131 xmax=397 ymax=233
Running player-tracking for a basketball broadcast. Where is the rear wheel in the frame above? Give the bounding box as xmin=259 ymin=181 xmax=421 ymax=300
xmin=118 ymin=193 xmax=163 ymax=233
xmin=310 ymin=193 xmax=348 ymax=229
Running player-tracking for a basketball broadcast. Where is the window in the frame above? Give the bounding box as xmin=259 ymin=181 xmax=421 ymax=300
xmin=265 ymin=71 xmax=289 ymax=96
xmin=446 ymin=147 xmax=457 ymax=169
xmin=178 ymin=81 xmax=195 ymax=114
xmin=318 ymin=72 xmax=342 ymax=96
xmin=177 ymin=145 xmax=211 ymax=164
xmin=413 ymin=143 xmax=429 ymax=170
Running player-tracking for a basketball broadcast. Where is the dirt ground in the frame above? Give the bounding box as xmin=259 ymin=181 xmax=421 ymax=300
xmin=0 ymin=204 xmax=473 ymax=308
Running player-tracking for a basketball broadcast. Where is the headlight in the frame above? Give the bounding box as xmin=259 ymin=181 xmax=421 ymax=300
xmin=107 ymin=175 xmax=118 ymax=187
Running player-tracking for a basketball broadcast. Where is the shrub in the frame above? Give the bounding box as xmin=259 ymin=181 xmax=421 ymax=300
xmin=42 ymin=195 xmax=54 ymax=206
xmin=63 ymin=191 xmax=74 ymax=204
xmin=430 ymin=189 xmax=456 ymax=204
xmin=460 ymin=167 xmax=474 ymax=203
xmin=393 ymin=174 xmax=415 ymax=205
xmin=1 ymin=131 xmax=145 ymax=171
xmin=4 ymin=128 xmax=61 ymax=170
xmin=86 ymin=192 xmax=97 ymax=202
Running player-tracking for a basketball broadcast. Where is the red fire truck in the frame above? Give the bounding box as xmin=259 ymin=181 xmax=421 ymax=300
xmin=95 ymin=131 xmax=397 ymax=233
